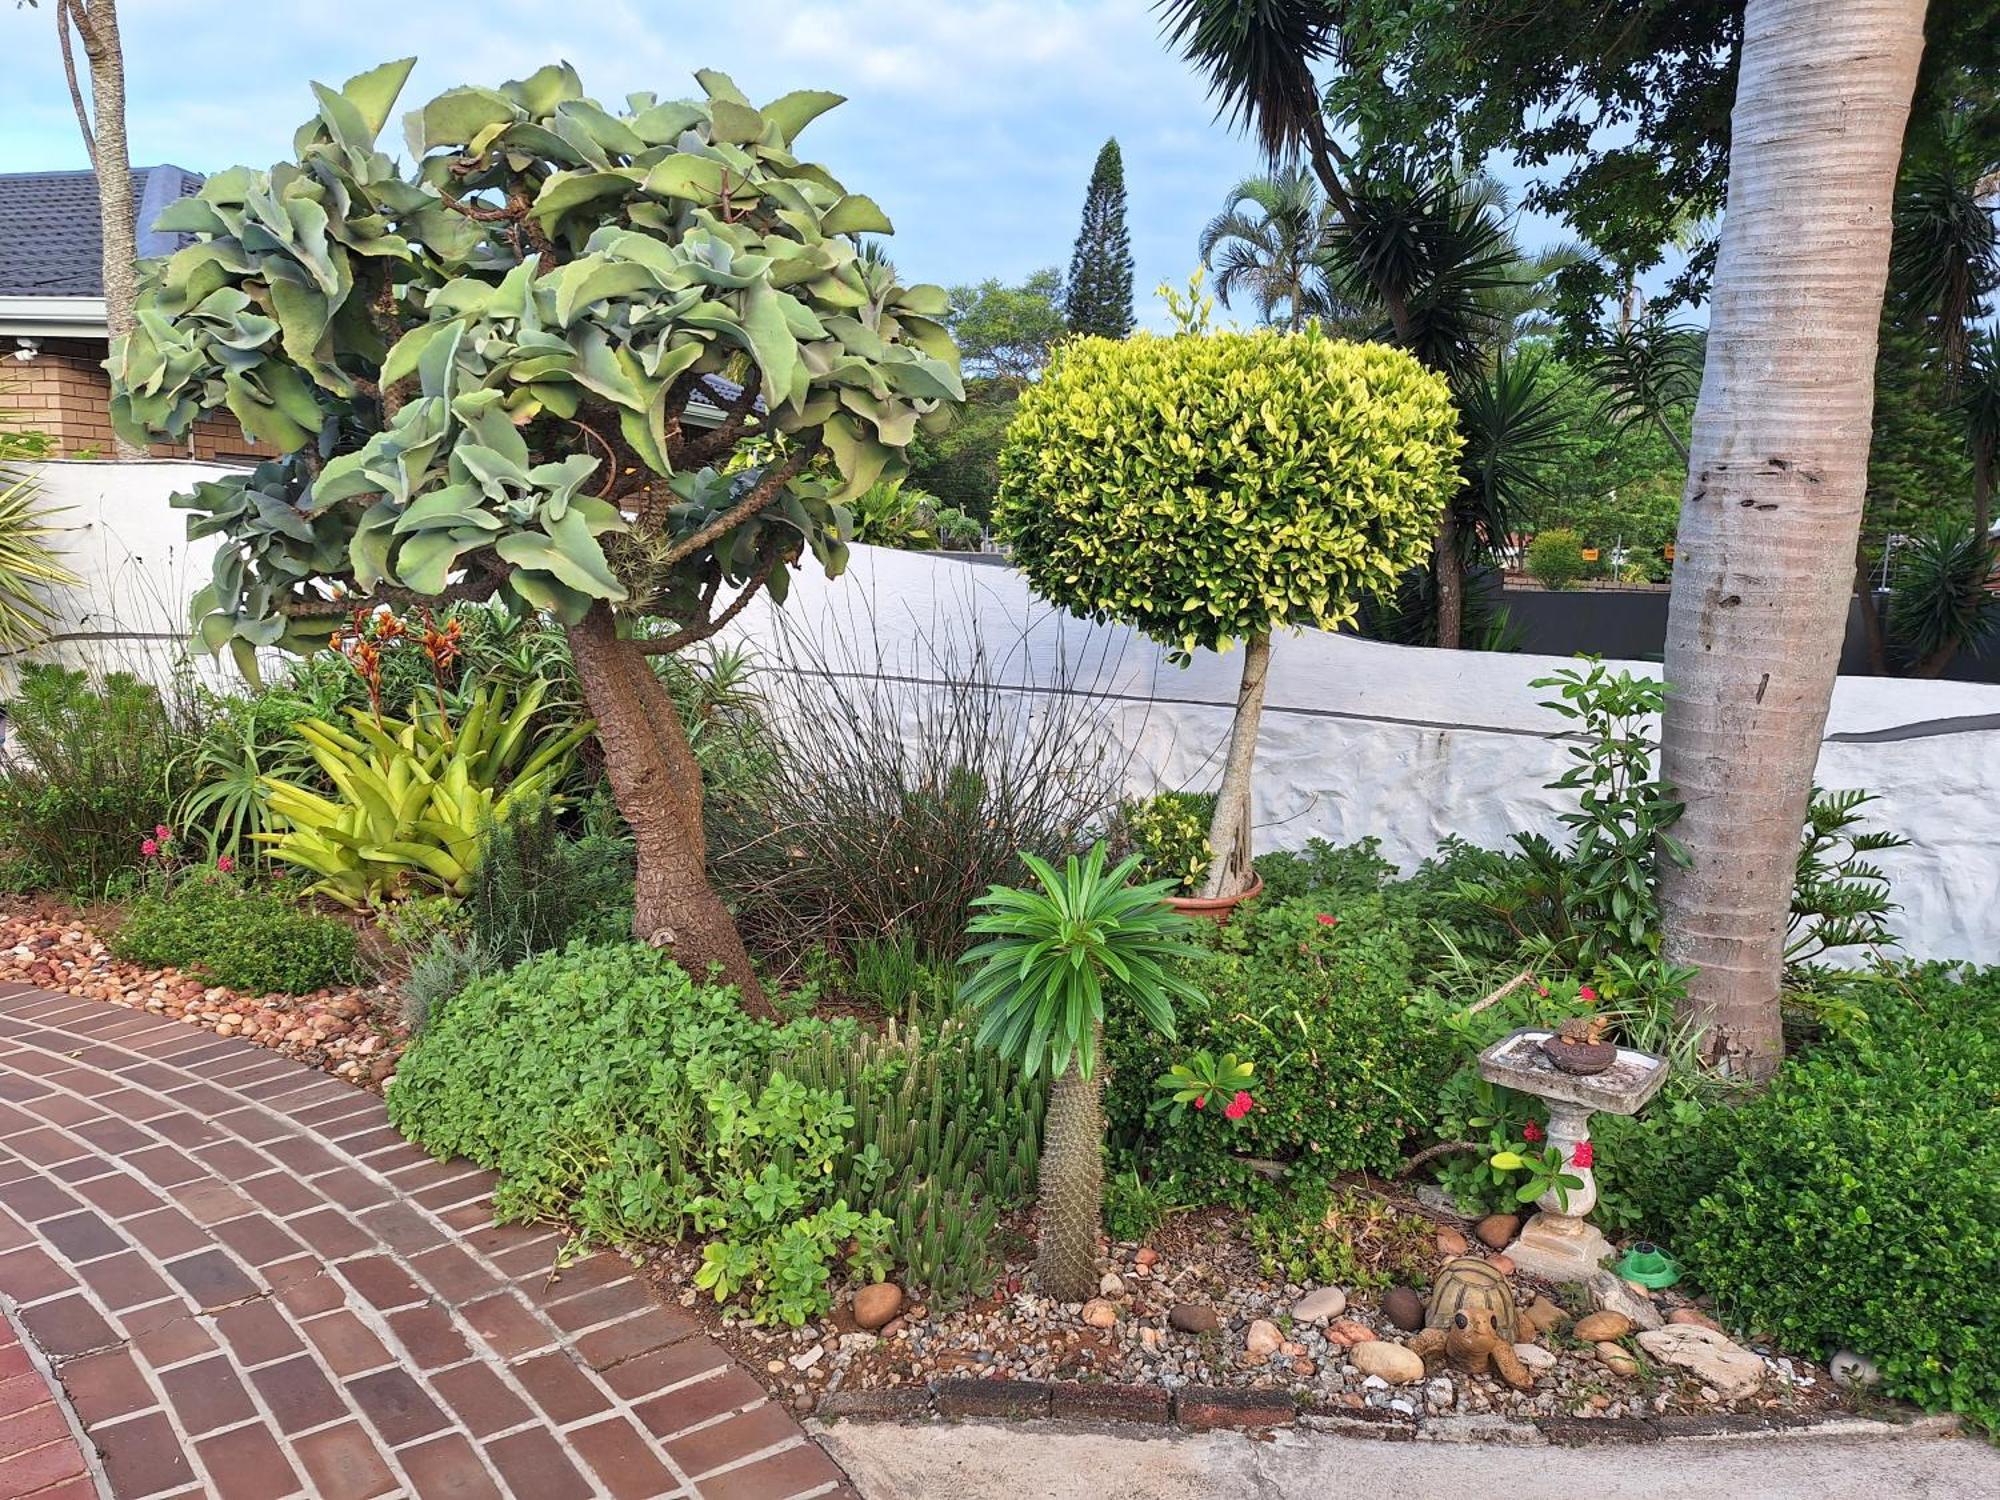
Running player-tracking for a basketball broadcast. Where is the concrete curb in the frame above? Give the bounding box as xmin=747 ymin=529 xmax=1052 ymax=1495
xmin=816 ymin=1374 xmax=1962 ymax=1449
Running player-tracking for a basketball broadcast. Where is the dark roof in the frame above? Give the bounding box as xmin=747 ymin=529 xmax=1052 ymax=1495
xmin=0 ymin=166 xmax=203 ymax=297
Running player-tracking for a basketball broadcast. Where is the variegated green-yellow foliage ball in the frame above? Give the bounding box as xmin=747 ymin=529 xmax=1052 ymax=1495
xmin=996 ymin=330 xmax=1461 ymax=652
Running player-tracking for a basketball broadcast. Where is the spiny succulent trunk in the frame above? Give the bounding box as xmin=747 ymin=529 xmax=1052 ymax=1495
xmin=1199 ymin=631 xmax=1270 ymax=899
xmin=565 ymin=607 xmax=773 ymax=1018
xmin=1035 ymin=1053 xmax=1104 ymax=1303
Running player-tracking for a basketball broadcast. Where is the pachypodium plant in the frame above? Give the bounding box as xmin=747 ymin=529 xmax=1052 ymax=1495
xmin=997 ymin=275 xmax=1459 ymax=898
xmin=107 ymin=59 xmax=962 ymax=1012
xmin=958 ymin=844 xmax=1206 ymax=1302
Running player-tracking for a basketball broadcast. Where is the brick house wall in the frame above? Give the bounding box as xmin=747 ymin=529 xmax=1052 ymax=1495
xmin=7 ymin=337 xmax=262 ymax=462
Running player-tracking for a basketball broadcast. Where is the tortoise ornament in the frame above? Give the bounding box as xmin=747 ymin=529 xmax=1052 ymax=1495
xmin=1406 ymin=1257 xmax=1535 ymax=1391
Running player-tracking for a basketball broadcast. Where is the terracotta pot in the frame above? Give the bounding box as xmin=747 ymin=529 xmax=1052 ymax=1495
xmin=1165 ymin=872 xmax=1264 ymax=926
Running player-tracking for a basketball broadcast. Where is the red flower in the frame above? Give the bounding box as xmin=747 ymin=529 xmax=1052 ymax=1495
xmin=1224 ymin=1091 xmax=1255 ymax=1120
xmin=140 ymin=838 xmax=158 ymax=858
xmin=1535 ymin=984 xmax=1550 ymax=998
xmin=1315 ymin=913 xmax=1337 ymax=927
xmin=154 ymin=824 xmax=172 ymax=842
xmin=1578 ymin=985 xmax=1598 ymax=1002
xmin=1193 ymin=1093 xmax=1207 ymax=1110
xmin=1521 ymin=1120 xmax=1544 ymax=1143
xmin=1571 ymin=1141 xmax=1594 ymax=1169
xmin=216 ymin=855 xmax=235 ymax=874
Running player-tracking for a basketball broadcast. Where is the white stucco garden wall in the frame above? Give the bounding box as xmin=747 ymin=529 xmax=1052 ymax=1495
xmin=11 ymin=461 xmax=1997 ymax=963
xmin=722 ymin=546 xmax=2000 ymax=965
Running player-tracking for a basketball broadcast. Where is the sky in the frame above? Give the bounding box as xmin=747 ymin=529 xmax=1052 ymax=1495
xmin=0 ymin=0 xmax=1599 ymax=328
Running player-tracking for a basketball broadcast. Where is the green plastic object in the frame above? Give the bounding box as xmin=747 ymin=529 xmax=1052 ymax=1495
xmin=1617 ymin=1242 xmax=1681 ymax=1289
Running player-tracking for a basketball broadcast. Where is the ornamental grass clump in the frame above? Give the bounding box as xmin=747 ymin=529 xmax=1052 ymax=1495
xmin=996 ymin=289 xmax=1459 ymax=896
xmin=957 ymin=844 xmax=1206 ymax=1301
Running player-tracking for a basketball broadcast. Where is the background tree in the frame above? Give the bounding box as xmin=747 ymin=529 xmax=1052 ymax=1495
xmin=1064 ymin=139 xmax=1135 ymax=338
xmin=997 ymin=304 xmax=1460 ymax=899
xmin=1659 ymin=0 xmax=1929 ymax=1079
xmin=1197 ymin=169 xmax=1342 ymax=331
xmin=106 ymin=60 xmax=961 ymax=1015
xmin=943 ymin=270 xmax=1068 ymax=384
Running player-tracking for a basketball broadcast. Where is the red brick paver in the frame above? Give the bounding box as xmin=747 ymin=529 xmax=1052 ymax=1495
xmin=0 ymin=984 xmax=856 ymax=1499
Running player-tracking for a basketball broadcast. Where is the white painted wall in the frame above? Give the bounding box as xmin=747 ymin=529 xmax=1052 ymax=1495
xmin=11 ymin=463 xmax=1997 ymax=962
xmin=721 ymin=547 xmax=2000 ymax=965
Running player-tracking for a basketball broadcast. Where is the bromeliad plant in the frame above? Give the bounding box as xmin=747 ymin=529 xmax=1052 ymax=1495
xmin=260 ymin=679 xmax=591 ymax=905
xmin=108 ymin=58 xmax=962 ymax=1014
xmin=957 ymin=843 xmax=1206 ymax=1302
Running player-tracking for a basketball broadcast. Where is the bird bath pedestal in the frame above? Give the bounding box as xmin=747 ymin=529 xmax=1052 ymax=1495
xmin=1476 ymin=1029 xmax=1668 ymax=1282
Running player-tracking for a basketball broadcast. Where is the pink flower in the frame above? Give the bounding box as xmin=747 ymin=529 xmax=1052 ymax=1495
xmin=154 ymin=824 xmax=172 ymax=841
xmin=1521 ymin=1120 xmax=1544 ymax=1143
xmin=1571 ymin=1141 xmax=1594 ymax=1169
xmin=1578 ymin=985 xmax=1598 ymax=1002
xmin=1193 ymin=1093 xmax=1207 ymax=1110
xmin=1535 ymin=984 xmax=1550 ymax=998
xmin=1315 ymin=913 xmax=1337 ymax=927
xmin=216 ymin=855 xmax=235 ymax=874
xmin=1224 ymin=1091 xmax=1255 ymax=1121
xmin=140 ymin=839 xmax=158 ymax=857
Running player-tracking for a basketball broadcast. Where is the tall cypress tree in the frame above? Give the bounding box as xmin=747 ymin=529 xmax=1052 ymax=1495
xmin=1064 ymin=139 xmax=1135 ymax=338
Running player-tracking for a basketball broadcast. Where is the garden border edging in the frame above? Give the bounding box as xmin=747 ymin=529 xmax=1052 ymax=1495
xmin=814 ymin=1376 xmax=1964 ymax=1448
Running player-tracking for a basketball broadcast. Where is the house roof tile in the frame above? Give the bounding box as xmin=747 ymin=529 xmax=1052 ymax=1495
xmin=0 ymin=165 xmax=203 ymax=297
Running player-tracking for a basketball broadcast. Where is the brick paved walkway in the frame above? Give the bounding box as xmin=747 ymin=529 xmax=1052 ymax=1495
xmin=0 ymin=982 xmax=855 ymax=1499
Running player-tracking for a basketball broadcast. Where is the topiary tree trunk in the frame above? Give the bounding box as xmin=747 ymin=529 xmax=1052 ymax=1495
xmin=1036 ymin=1035 xmax=1105 ymax=1303
xmin=1200 ymin=631 xmax=1271 ymax=899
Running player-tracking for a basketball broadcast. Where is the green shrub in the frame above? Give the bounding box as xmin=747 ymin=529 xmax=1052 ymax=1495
xmin=111 ymin=876 xmax=358 ymax=994
xmin=1247 ymin=1183 xmax=1439 ymax=1292
xmin=389 ymin=943 xmax=1041 ymax=1321
xmin=1107 ymin=893 xmax=1459 ymax=1203
xmin=1253 ymin=836 xmax=1398 ymax=905
xmin=0 ymin=666 xmax=189 ymax=894
xmin=468 ymin=798 xmax=633 ymax=963
xmin=842 ymin=934 xmax=957 ymax=1024
xmin=1525 ymin=527 xmax=1588 ymax=589
xmin=1672 ymin=965 xmax=2000 ymax=1432
xmin=1112 ymin=791 xmax=1215 ymax=895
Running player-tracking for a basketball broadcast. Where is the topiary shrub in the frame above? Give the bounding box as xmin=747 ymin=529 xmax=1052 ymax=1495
xmin=1672 ymin=964 xmax=2000 ymax=1432
xmin=1107 ymin=892 xmax=1459 ymax=1204
xmin=111 ymin=876 xmax=358 ymax=994
xmin=1111 ymin=790 xmax=1216 ymax=895
xmin=1525 ymin=527 xmax=1588 ymax=589
xmin=997 ymin=308 xmax=1459 ymax=897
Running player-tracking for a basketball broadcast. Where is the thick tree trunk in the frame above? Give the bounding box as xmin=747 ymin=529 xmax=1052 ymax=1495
xmin=1200 ymin=631 xmax=1271 ymax=899
xmin=59 ymin=2 xmax=140 ymax=458
xmin=1659 ymin=0 xmax=1927 ymax=1080
xmin=1035 ymin=1052 xmax=1103 ymax=1303
xmin=564 ymin=607 xmax=773 ymax=1018
xmin=1433 ymin=510 xmax=1464 ymax=649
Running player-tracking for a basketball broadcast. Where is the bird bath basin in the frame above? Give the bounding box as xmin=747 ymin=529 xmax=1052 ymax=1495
xmin=1476 ymin=1028 xmax=1669 ymax=1281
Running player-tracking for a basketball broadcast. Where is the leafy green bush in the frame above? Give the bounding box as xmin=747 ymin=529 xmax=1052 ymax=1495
xmin=1248 ymin=1183 xmax=1438 ymax=1292
xmin=1672 ymin=965 xmax=2000 ymax=1432
xmin=468 ymin=797 xmax=633 ymax=963
xmin=389 ymin=943 xmax=1041 ymax=1321
xmin=111 ymin=876 xmax=358 ymax=994
xmin=1112 ymin=791 xmax=1215 ymax=895
xmin=1108 ymin=893 xmax=1459 ymax=1203
xmin=1253 ymin=836 xmax=1398 ymax=905
xmin=0 ymin=667 xmax=192 ymax=894
xmin=1525 ymin=527 xmax=1588 ymax=589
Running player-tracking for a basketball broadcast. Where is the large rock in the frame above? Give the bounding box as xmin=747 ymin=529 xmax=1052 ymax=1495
xmin=1326 ymin=1319 xmax=1378 ymax=1347
xmin=1351 ymin=1341 xmax=1426 ymax=1385
xmin=1244 ymin=1319 xmax=1284 ymax=1358
xmin=1586 ymin=1270 xmax=1663 ymax=1331
xmin=1519 ymin=1294 xmax=1569 ymax=1337
xmin=1381 ymin=1287 xmax=1426 ymax=1333
xmin=1513 ymin=1342 xmax=1557 ymax=1373
xmin=1573 ymin=1310 xmax=1634 ymax=1343
xmin=1638 ymin=1326 xmax=1766 ymax=1401
xmin=1291 ymin=1287 xmax=1347 ymax=1325
xmin=1080 ymin=1299 xmax=1119 ymax=1329
xmin=1435 ymin=1226 xmax=1470 ymax=1256
xmin=1169 ymin=1302 xmax=1219 ymax=1334
xmin=852 ymin=1282 xmax=904 ymax=1330
xmin=1475 ymin=1213 xmax=1520 ymax=1250
xmin=1596 ymin=1341 xmax=1639 ymax=1376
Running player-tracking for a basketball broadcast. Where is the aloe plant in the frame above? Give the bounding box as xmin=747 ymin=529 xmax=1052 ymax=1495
xmin=258 ymin=680 xmax=592 ymax=906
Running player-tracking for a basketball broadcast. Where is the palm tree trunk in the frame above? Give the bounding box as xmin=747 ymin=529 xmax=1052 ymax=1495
xmin=1659 ymin=0 xmax=1927 ymax=1080
xmin=1200 ymin=630 xmax=1270 ymax=898
xmin=1036 ymin=1048 xmax=1104 ymax=1303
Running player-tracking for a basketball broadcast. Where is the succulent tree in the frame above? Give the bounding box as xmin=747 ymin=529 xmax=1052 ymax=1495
xmin=958 ymin=844 xmax=1204 ymax=1302
xmin=107 ymin=60 xmax=962 ymax=1012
